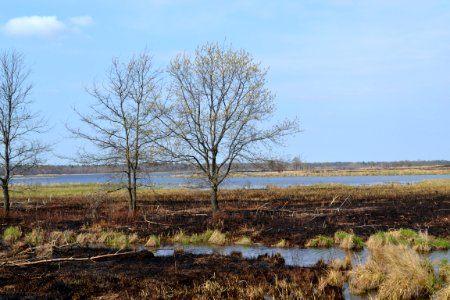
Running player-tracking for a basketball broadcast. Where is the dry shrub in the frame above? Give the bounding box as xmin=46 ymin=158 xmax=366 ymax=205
xmin=349 ymin=245 xmax=434 ymax=299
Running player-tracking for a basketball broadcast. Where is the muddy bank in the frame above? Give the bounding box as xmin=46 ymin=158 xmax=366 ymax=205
xmin=0 ymin=246 xmax=342 ymax=299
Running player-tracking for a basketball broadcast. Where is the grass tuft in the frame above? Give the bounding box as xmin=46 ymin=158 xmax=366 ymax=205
xmin=208 ymin=230 xmax=227 ymax=245
xmin=431 ymin=238 xmax=450 ymax=251
xmin=103 ymin=231 xmax=130 ymax=249
xmin=24 ymin=228 xmax=45 ymax=247
xmin=273 ymin=239 xmax=288 ymax=248
xmin=349 ymin=245 xmax=434 ymax=298
xmin=172 ymin=230 xmax=191 ymax=244
xmin=50 ymin=230 xmax=76 ymax=246
xmin=189 ymin=229 xmax=214 ymax=244
xmin=334 ymin=231 xmax=364 ymax=250
xmin=306 ymin=235 xmax=333 ymax=248
xmin=235 ymin=236 xmax=252 ymax=246
xmin=3 ymin=226 xmax=22 ymax=243
xmin=145 ymin=234 xmax=160 ymax=247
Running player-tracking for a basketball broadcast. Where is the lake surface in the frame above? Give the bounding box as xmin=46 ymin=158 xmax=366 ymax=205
xmin=10 ymin=173 xmax=450 ymax=188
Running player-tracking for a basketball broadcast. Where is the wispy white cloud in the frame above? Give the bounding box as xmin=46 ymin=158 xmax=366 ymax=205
xmin=2 ymin=16 xmax=66 ymax=37
xmin=1 ymin=15 xmax=94 ymax=38
xmin=70 ymin=16 xmax=93 ymax=27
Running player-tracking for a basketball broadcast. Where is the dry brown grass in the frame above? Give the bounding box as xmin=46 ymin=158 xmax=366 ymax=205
xmin=349 ymin=245 xmax=434 ymax=299
xmin=436 ymin=284 xmax=450 ymax=300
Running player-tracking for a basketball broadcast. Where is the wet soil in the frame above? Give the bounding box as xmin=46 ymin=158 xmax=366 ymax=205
xmin=0 ymin=246 xmax=342 ymax=299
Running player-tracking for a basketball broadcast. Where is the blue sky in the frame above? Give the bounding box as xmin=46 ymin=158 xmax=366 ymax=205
xmin=1 ymin=0 xmax=449 ymax=163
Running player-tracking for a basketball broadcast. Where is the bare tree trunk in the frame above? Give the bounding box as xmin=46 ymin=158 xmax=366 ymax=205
xmin=2 ymin=181 xmax=10 ymax=211
xmin=132 ymin=170 xmax=137 ymax=212
xmin=210 ymin=183 xmax=219 ymax=212
xmin=126 ymin=169 xmax=134 ymax=212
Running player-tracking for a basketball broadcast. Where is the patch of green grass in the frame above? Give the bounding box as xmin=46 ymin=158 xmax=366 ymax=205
xmin=430 ymin=238 xmax=450 ymax=250
xmin=334 ymin=231 xmax=349 ymax=243
xmin=352 ymin=235 xmax=365 ymax=250
xmin=398 ymin=228 xmax=419 ymax=239
xmin=24 ymin=228 xmax=45 ymax=246
xmin=306 ymin=235 xmax=333 ymax=248
xmin=3 ymin=226 xmax=22 ymax=243
xmin=413 ymin=238 xmax=431 ymax=252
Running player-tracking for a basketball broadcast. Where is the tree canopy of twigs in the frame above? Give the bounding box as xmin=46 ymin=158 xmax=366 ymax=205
xmin=69 ymin=52 xmax=163 ymax=212
xmin=159 ymin=42 xmax=299 ymax=212
xmin=0 ymin=50 xmax=48 ymax=211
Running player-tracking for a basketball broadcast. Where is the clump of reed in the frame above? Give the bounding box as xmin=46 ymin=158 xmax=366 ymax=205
xmin=349 ymin=245 xmax=434 ymax=299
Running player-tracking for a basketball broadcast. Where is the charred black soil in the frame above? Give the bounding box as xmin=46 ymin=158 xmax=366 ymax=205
xmin=0 ymin=246 xmax=342 ymax=299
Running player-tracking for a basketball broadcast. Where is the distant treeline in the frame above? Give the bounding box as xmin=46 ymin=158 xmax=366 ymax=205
xmin=15 ymin=160 xmax=450 ymax=175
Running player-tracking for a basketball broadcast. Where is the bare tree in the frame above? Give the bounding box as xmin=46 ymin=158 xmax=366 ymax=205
xmin=70 ymin=52 xmax=162 ymax=212
xmin=0 ymin=50 xmax=48 ymax=211
xmin=159 ymin=42 xmax=299 ymax=212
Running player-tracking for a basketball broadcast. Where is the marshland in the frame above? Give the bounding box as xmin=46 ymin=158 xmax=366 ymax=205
xmin=1 ymin=178 xmax=449 ymax=299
